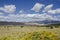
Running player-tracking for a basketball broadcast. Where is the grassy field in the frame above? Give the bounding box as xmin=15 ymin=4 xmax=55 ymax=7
xmin=0 ymin=25 xmax=60 ymax=40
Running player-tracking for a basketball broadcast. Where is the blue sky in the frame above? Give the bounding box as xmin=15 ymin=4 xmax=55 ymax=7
xmin=0 ymin=0 xmax=60 ymax=22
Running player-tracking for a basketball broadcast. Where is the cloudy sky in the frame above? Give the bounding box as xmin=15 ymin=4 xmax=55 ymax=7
xmin=0 ymin=0 xmax=60 ymax=22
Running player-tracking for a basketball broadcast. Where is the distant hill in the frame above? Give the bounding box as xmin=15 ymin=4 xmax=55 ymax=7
xmin=0 ymin=20 xmax=60 ymax=26
xmin=0 ymin=21 xmax=25 ymax=25
xmin=28 ymin=20 xmax=60 ymax=24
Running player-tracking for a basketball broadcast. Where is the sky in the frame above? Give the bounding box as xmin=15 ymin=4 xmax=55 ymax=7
xmin=0 ymin=0 xmax=60 ymax=22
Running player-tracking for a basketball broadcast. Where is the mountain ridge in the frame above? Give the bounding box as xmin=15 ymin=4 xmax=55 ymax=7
xmin=0 ymin=20 xmax=60 ymax=26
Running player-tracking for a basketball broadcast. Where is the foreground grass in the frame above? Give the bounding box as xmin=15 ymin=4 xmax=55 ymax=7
xmin=0 ymin=25 xmax=60 ymax=40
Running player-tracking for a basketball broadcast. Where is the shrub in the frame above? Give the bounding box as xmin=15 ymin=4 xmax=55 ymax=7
xmin=21 ymin=31 xmax=57 ymax=40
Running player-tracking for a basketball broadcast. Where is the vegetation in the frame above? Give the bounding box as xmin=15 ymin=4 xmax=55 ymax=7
xmin=0 ymin=25 xmax=60 ymax=40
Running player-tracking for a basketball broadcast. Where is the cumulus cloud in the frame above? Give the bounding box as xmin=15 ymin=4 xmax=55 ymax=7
xmin=0 ymin=5 xmax=16 ymax=13
xmin=0 ymin=16 xmax=4 ymax=18
xmin=0 ymin=3 xmax=60 ymax=22
xmin=0 ymin=12 xmax=3 ymax=15
xmin=47 ymin=8 xmax=60 ymax=14
xmin=18 ymin=13 xmax=54 ymax=21
xmin=43 ymin=4 xmax=53 ymax=12
xmin=19 ymin=9 xmax=24 ymax=13
xmin=42 ymin=4 xmax=60 ymax=14
xmin=0 ymin=13 xmax=60 ymax=22
xmin=31 ymin=3 xmax=44 ymax=12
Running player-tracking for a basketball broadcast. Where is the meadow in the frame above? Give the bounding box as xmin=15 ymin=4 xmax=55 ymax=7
xmin=0 ymin=25 xmax=60 ymax=40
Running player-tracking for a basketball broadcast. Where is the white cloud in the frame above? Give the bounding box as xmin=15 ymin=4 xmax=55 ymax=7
xmin=0 ymin=5 xmax=16 ymax=13
xmin=55 ymin=8 xmax=60 ymax=13
xmin=43 ymin=4 xmax=53 ymax=12
xmin=0 ymin=12 xmax=3 ymax=15
xmin=0 ymin=4 xmax=60 ymax=22
xmin=31 ymin=3 xmax=44 ymax=12
xmin=20 ymin=13 xmax=60 ymax=21
xmin=42 ymin=4 xmax=60 ymax=14
xmin=47 ymin=8 xmax=60 ymax=14
xmin=0 ymin=13 xmax=60 ymax=22
xmin=47 ymin=10 xmax=55 ymax=14
xmin=18 ymin=13 xmax=54 ymax=21
xmin=0 ymin=16 xmax=4 ymax=18
xmin=19 ymin=9 xmax=24 ymax=13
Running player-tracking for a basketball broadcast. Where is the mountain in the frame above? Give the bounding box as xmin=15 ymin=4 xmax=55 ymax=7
xmin=0 ymin=21 xmax=25 ymax=25
xmin=28 ymin=20 xmax=60 ymax=24
xmin=0 ymin=20 xmax=60 ymax=26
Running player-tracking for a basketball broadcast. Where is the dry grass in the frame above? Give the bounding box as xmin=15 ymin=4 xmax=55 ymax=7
xmin=0 ymin=25 xmax=60 ymax=40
